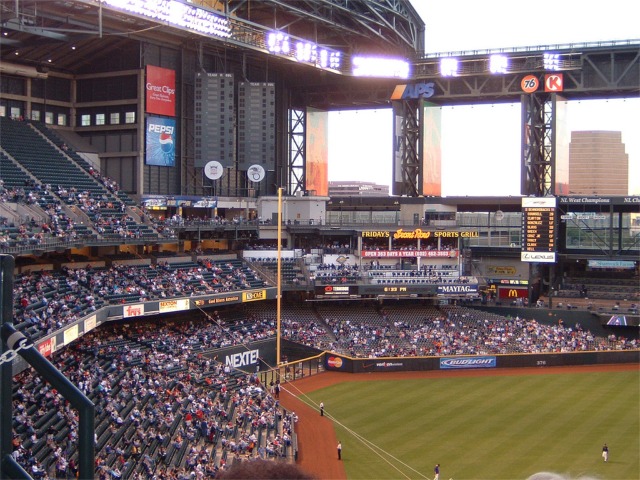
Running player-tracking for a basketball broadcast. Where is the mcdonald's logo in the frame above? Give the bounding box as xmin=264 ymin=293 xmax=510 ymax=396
xmin=508 ymin=289 xmax=518 ymax=297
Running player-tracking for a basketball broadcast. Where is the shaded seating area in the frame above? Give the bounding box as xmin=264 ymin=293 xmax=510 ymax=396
xmin=0 ymin=117 xmax=161 ymax=242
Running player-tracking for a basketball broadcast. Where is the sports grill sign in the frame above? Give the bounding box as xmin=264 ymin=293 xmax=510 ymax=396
xmin=440 ymin=356 xmax=496 ymax=369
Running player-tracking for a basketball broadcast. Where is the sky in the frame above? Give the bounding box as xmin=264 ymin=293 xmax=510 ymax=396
xmin=328 ymin=0 xmax=640 ymax=196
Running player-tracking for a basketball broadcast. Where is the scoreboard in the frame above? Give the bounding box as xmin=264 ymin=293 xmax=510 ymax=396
xmin=521 ymin=197 xmax=556 ymax=263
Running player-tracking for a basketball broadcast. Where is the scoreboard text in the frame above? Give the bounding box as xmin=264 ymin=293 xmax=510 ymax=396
xmin=521 ymin=197 xmax=556 ymax=263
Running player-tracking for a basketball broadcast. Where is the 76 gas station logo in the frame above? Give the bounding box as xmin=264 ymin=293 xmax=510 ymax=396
xmin=521 ymin=74 xmax=564 ymax=93
xmin=521 ymin=75 xmax=539 ymax=93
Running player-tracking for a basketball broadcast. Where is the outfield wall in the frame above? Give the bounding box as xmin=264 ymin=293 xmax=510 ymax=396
xmin=323 ymin=350 xmax=639 ymax=374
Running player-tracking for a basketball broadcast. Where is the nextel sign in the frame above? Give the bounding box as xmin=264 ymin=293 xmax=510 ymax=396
xmin=225 ymin=349 xmax=259 ymax=368
xmin=391 ymin=82 xmax=435 ymax=100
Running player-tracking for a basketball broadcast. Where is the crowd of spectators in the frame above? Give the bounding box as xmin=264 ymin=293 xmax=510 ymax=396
xmin=8 ymin=296 xmax=638 ymax=478
xmin=10 ymin=251 xmax=639 ymax=355
xmin=0 ymin=181 xmax=46 ymax=207
xmin=12 ymin=259 xmax=265 ymax=341
xmin=11 ymin=319 xmax=297 ymax=479
xmin=312 ymin=263 xmax=362 ymax=284
xmin=244 ymin=242 xmax=279 ymax=250
xmin=87 ymin=167 xmax=120 ymax=195
xmin=318 ymin=305 xmax=637 ymax=358
xmin=320 ymin=243 xmax=351 ymax=254
xmin=0 ymin=143 xmax=165 ymax=246
xmin=156 ymin=215 xmax=258 ymax=229
xmin=0 ymin=178 xmax=92 ymax=249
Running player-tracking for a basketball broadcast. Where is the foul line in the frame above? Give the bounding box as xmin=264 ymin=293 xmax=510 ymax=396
xmin=281 ymin=382 xmax=429 ymax=480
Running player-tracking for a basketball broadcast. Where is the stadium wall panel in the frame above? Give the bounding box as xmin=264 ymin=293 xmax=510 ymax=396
xmin=324 ymin=350 xmax=639 ymax=374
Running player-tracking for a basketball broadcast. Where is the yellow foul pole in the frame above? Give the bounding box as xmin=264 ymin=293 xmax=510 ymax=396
xmin=276 ymin=187 xmax=282 ymax=367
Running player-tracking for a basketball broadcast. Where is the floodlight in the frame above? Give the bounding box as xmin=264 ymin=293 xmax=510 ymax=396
xmin=352 ymin=57 xmax=410 ymax=78
xmin=440 ymin=57 xmax=459 ymax=77
xmin=489 ymin=54 xmax=508 ymax=74
xmin=543 ymin=53 xmax=560 ymax=71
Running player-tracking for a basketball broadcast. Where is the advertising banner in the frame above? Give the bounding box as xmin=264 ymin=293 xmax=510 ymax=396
xmin=326 ymin=354 xmax=349 ymax=371
xmin=123 ymin=304 xmax=145 ymax=318
xmin=314 ymin=285 xmax=357 ymax=297
xmin=85 ymin=315 xmax=97 ymax=334
xmin=421 ymin=101 xmax=442 ymax=196
xmin=37 ymin=337 xmax=56 ymax=357
xmin=498 ymin=287 xmax=528 ymax=299
xmin=146 ymin=65 xmax=176 ymax=116
xmin=206 ymin=339 xmax=276 ymax=373
xmin=437 ymin=284 xmax=479 ymax=295
xmin=146 ymin=116 xmax=176 ymax=167
xmin=362 ymin=250 xmax=457 ymax=258
xmin=159 ymin=298 xmax=190 ymax=313
xmin=440 ymin=356 xmax=496 ymax=369
xmin=63 ymin=324 xmax=79 ymax=347
xmin=305 ymin=108 xmax=329 ymax=196
xmin=242 ymin=290 xmax=267 ymax=302
xmin=191 ymin=288 xmax=275 ymax=309
xmin=324 ymin=352 xmax=636 ymax=374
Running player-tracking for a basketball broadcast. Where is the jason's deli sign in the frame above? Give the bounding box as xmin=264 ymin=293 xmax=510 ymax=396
xmin=440 ymin=356 xmax=496 ymax=369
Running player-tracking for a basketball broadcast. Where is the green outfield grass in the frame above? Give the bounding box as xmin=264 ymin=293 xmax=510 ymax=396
xmin=304 ymin=370 xmax=639 ymax=480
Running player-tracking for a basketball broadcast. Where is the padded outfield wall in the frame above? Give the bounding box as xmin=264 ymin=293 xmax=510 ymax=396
xmin=323 ymin=350 xmax=639 ymax=374
xmin=203 ymin=337 xmax=638 ymax=379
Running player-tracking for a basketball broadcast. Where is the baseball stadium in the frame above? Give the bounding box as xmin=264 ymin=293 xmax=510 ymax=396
xmin=0 ymin=1 xmax=638 ymax=479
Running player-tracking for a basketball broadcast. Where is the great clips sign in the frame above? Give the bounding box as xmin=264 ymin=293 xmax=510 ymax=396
xmin=146 ymin=65 xmax=176 ymax=116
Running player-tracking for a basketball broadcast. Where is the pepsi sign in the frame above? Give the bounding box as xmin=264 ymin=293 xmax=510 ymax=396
xmin=146 ymin=116 xmax=176 ymax=167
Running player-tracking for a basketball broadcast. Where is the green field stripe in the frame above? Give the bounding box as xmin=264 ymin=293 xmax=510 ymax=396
xmin=305 ymin=370 xmax=639 ymax=480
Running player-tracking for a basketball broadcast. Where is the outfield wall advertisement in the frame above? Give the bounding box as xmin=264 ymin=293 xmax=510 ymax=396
xmin=324 ymin=351 xmax=638 ymax=373
xmin=440 ymin=356 xmax=496 ymax=369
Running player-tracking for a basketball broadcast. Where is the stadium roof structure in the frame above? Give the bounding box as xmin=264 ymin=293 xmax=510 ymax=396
xmin=0 ymin=0 xmax=423 ymax=75
xmin=1 ymin=1 xmax=639 ymax=198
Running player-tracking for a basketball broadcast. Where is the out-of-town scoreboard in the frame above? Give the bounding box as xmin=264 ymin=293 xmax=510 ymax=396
xmin=521 ymin=197 xmax=556 ymax=263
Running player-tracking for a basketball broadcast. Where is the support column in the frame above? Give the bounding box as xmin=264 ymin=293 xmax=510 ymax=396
xmin=521 ymin=92 xmax=554 ymax=196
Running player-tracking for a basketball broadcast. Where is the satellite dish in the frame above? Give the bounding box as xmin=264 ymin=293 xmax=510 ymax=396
xmin=204 ymin=161 xmax=223 ymax=180
xmin=247 ymin=164 xmax=266 ymax=183
xmin=494 ymin=210 xmax=504 ymax=221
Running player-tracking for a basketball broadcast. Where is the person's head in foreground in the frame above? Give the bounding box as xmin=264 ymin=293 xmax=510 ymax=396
xmin=215 ymin=459 xmax=316 ymax=479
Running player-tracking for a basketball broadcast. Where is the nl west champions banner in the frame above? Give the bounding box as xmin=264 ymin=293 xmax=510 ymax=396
xmin=146 ymin=116 xmax=176 ymax=167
